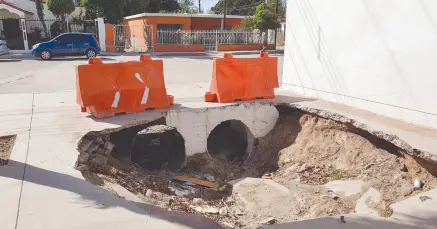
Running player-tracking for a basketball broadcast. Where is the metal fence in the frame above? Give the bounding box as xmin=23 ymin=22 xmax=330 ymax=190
xmin=114 ymin=24 xmax=153 ymax=52
xmin=156 ymin=29 xmax=274 ymax=51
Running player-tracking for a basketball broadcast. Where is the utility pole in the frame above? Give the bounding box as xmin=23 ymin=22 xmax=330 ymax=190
xmin=199 ymin=0 xmax=201 ymax=13
xmin=222 ymin=0 xmax=227 ymax=30
xmin=274 ymin=0 xmax=279 ymax=49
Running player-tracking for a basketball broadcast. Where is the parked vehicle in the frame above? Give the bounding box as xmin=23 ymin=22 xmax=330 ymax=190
xmin=32 ymin=33 xmax=100 ymax=60
xmin=0 ymin=40 xmax=9 ymax=55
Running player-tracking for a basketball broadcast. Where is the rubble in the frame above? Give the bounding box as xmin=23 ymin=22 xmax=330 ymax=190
xmin=146 ymin=189 xmax=153 ymax=198
xmin=219 ymin=207 xmax=228 ymax=216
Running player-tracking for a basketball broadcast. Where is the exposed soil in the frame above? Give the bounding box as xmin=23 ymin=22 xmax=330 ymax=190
xmin=0 ymin=135 xmax=16 ymax=166
xmin=76 ymin=106 xmax=437 ymax=229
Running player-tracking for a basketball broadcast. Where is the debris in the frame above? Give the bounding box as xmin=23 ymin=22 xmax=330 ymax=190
xmin=419 ymin=196 xmax=432 ymax=202
xmin=145 ymin=189 xmax=152 ymax=198
xmin=365 ymin=163 xmax=374 ymax=169
xmin=234 ymin=209 xmax=244 ymax=216
xmin=168 ymin=185 xmax=192 ymax=197
xmin=340 ymin=216 xmax=346 ymax=223
xmin=262 ymin=172 xmax=273 ymax=179
xmin=217 ymin=185 xmax=227 ymax=192
xmin=222 ymin=222 xmax=235 ymax=229
xmin=327 ymin=190 xmax=339 ymax=200
xmin=192 ymin=198 xmax=204 ymax=205
xmin=219 ymin=207 xmax=228 ymax=216
xmin=298 ymin=164 xmax=308 ymax=172
xmin=205 ymin=174 xmax=216 ymax=182
xmin=262 ymin=217 xmax=276 ymax=225
xmin=414 ymin=178 xmax=422 ymax=190
xmin=400 ymin=164 xmax=408 ymax=172
xmin=194 ymin=206 xmax=219 ymax=214
xmin=183 ymin=182 xmax=194 ymax=186
xmin=174 ymin=175 xmax=219 ymax=188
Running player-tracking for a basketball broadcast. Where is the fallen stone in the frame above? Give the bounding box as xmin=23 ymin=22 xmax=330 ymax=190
xmin=262 ymin=217 xmax=276 ymax=225
xmin=146 ymin=189 xmax=153 ymax=198
xmin=355 ymin=187 xmax=381 ymax=215
xmin=219 ymin=207 xmax=228 ymax=216
xmin=324 ymin=180 xmax=364 ymax=197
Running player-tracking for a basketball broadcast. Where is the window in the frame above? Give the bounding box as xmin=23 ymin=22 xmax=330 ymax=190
xmin=157 ymin=24 xmax=182 ymax=30
xmin=59 ymin=35 xmax=74 ymax=43
xmin=72 ymin=34 xmax=89 ymax=43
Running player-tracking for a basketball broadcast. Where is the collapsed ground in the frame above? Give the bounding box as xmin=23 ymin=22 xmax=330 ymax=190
xmin=76 ymin=105 xmax=437 ymax=229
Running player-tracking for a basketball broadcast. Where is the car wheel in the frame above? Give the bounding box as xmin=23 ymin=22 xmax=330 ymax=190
xmin=86 ymin=49 xmax=97 ymax=58
xmin=40 ymin=50 xmax=52 ymax=60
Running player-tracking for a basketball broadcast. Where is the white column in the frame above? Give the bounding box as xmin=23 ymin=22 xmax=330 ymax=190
xmin=97 ymin=18 xmax=106 ymax=52
xmin=20 ymin=18 xmax=29 ymax=50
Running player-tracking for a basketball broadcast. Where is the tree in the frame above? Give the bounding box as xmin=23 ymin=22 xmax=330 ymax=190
xmin=34 ymin=0 xmax=49 ymax=37
xmin=81 ymin=0 xmax=126 ymax=24
xmin=240 ymin=3 xmax=280 ymax=50
xmin=146 ymin=0 xmax=180 ymax=13
xmin=179 ymin=0 xmax=194 ymax=13
xmin=211 ymin=0 xmax=285 ymax=17
xmin=124 ymin=0 xmax=150 ymax=16
xmin=47 ymin=0 xmax=75 ymax=31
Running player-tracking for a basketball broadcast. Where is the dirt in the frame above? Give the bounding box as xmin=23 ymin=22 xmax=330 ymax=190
xmin=76 ymin=106 xmax=437 ymax=229
xmin=0 ymin=135 xmax=16 ymax=166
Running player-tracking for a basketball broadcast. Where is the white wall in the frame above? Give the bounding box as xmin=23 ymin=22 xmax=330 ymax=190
xmin=282 ymin=0 xmax=437 ymax=129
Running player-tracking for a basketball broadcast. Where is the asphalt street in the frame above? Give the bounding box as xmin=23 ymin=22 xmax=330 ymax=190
xmin=0 ymin=54 xmax=284 ymax=94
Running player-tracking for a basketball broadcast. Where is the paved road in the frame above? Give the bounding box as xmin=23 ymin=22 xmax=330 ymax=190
xmin=0 ymin=54 xmax=284 ymax=94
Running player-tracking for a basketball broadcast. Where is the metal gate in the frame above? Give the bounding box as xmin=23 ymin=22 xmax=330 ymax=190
xmin=114 ymin=24 xmax=153 ymax=52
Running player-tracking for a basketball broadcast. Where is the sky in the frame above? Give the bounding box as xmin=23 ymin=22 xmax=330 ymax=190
xmin=198 ymin=0 xmax=220 ymax=11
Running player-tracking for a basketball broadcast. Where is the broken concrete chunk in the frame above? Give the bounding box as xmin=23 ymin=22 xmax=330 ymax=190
xmin=192 ymin=198 xmax=204 ymax=205
xmin=414 ymin=178 xmax=422 ymax=190
xmin=219 ymin=207 xmax=228 ymax=216
xmin=355 ymin=187 xmax=381 ymax=215
xmin=324 ymin=180 xmax=364 ymax=197
xmin=194 ymin=206 xmax=219 ymax=214
xmin=262 ymin=217 xmax=276 ymax=225
xmin=146 ymin=189 xmax=153 ymax=198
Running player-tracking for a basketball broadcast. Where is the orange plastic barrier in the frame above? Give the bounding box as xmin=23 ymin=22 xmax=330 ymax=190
xmin=76 ymin=55 xmax=173 ymax=118
xmin=205 ymin=52 xmax=279 ymax=103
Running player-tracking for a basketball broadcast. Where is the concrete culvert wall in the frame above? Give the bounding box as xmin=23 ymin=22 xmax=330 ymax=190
xmin=131 ymin=125 xmax=185 ymax=170
xmin=207 ymin=120 xmax=253 ymax=160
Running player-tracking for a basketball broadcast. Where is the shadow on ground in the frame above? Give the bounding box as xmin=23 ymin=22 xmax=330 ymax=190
xmin=257 ymin=214 xmax=437 ymax=229
xmin=0 ymin=160 xmax=222 ymax=229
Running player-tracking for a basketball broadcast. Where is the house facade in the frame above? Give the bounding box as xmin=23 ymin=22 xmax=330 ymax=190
xmin=0 ymin=0 xmax=82 ymax=51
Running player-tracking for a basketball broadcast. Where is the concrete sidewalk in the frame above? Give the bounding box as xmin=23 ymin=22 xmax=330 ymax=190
xmin=1 ymin=89 xmax=437 ymax=229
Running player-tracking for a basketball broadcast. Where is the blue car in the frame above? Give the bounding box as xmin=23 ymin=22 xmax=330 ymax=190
xmin=32 ymin=33 xmax=101 ymax=60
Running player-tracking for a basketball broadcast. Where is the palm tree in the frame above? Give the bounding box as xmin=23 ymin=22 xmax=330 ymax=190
xmin=34 ymin=0 xmax=49 ymax=37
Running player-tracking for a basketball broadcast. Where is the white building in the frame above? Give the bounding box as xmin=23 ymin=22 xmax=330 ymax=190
xmin=0 ymin=0 xmax=82 ymax=51
xmin=282 ymin=0 xmax=437 ymax=129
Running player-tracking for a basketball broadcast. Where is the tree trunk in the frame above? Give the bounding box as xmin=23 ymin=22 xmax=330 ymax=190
xmin=35 ymin=0 xmax=49 ymax=38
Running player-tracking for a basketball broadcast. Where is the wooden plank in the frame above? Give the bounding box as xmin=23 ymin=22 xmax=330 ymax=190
xmin=174 ymin=176 xmax=219 ymax=188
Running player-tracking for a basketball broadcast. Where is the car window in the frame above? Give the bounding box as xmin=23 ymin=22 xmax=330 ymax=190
xmin=73 ymin=34 xmax=89 ymax=43
xmin=59 ymin=35 xmax=74 ymax=43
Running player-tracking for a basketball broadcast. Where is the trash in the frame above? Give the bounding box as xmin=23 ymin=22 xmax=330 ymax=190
xmin=192 ymin=198 xmax=204 ymax=205
xmin=414 ymin=178 xmax=422 ymax=190
xmin=217 ymin=185 xmax=227 ymax=192
xmin=262 ymin=217 xmax=276 ymax=225
xmin=419 ymin=196 xmax=432 ymax=202
xmin=219 ymin=207 xmax=228 ymax=216
xmin=168 ymin=185 xmax=193 ymax=197
xmin=327 ymin=190 xmax=339 ymax=200
xmin=174 ymin=175 xmax=219 ymax=188
xmin=205 ymin=174 xmax=216 ymax=182
xmin=183 ymin=182 xmax=194 ymax=186
xmin=145 ymin=189 xmax=152 ymax=198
